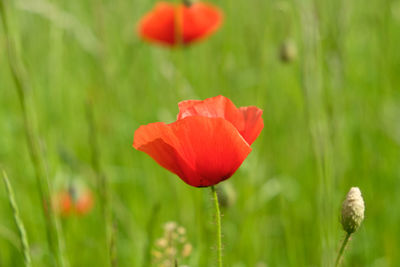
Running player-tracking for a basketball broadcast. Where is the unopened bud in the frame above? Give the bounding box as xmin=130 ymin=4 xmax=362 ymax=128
xmin=217 ymin=183 xmax=236 ymax=209
xmin=183 ymin=0 xmax=193 ymax=7
xmin=341 ymin=187 xmax=365 ymax=234
xmin=280 ymin=40 xmax=297 ymax=63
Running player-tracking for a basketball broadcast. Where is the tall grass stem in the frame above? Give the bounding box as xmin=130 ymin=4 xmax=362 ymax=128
xmin=2 ymin=170 xmax=32 ymax=267
xmin=87 ymin=0 xmax=117 ymax=263
xmin=86 ymin=101 xmax=117 ymax=267
xmin=142 ymin=203 xmax=160 ymax=267
xmin=297 ymin=0 xmax=336 ymax=263
xmin=0 ymin=1 xmax=65 ymax=266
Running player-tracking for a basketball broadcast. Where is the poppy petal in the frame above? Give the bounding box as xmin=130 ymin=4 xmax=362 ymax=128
xmin=239 ymin=106 xmax=264 ymax=146
xmin=176 ymin=99 xmax=201 ymax=113
xmin=137 ymin=2 xmax=223 ymax=46
xmin=177 ymin=96 xmax=243 ymax=130
xmin=133 ymin=116 xmax=251 ymax=187
xmin=75 ymin=191 xmax=94 ymax=215
xmin=177 ymin=95 xmax=263 ymax=145
xmin=181 ymin=3 xmax=223 ymax=44
xmin=133 ymin=121 xmax=199 ymax=184
xmin=138 ymin=2 xmax=176 ymax=46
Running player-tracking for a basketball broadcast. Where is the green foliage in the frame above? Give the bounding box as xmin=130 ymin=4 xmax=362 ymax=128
xmin=1 ymin=0 xmax=400 ymax=266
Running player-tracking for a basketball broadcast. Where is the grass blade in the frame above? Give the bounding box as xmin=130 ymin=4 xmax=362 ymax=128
xmin=2 ymin=169 xmax=32 ymax=267
xmin=0 ymin=1 xmax=66 ymax=266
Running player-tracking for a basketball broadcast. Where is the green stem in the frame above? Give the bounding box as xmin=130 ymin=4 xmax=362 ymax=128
xmin=335 ymin=232 xmax=351 ymax=267
xmin=2 ymin=170 xmax=32 ymax=267
xmin=142 ymin=203 xmax=160 ymax=267
xmin=88 ymin=0 xmax=117 ymax=262
xmin=0 ymin=2 xmax=65 ymax=266
xmin=297 ymin=0 xmax=335 ymax=262
xmin=211 ymin=186 xmax=222 ymax=267
xmin=85 ymin=100 xmax=116 ymax=267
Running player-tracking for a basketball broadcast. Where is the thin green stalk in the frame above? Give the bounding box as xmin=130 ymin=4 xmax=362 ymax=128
xmin=335 ymin=232 xmax=351 ymax=267
xmin=211 ymin=186 xmax=222 ymax=267
xmin=297 ymin=0 xmax=336 ymax=263
xmin=0 ymin=1 xmax=64 ymax=266
xmin=142 ymin=203 xmax=160 ymax=267
xmin=88 ymin=0 xmax=117 ymax=263
xmin=86 ymin=100 xmax=117 ymax=267
xmin=2 ymin=170 xmax=32 ymax=267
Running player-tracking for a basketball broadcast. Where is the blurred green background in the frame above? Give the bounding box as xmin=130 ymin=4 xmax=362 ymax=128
xmin=1 ymin=0 xmax=400 ymax=266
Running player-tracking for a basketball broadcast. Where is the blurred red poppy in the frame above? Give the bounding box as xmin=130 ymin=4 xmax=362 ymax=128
xmin=137 ymin=1 xmax=223 ymax=46
xmin=53 ymin=186 xmax=94 ymax=216
xmin=55 ymin=192 xmax=73 ymax=216
xmin=75 ymin=190 xmax=94 ymax=215
xmin=133 ymin=95 xmax=263 ymax=187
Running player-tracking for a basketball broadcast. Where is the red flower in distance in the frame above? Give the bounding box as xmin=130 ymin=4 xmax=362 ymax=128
xmin=75 ymin=191 xmax=94 ymax=215
xmin=53 ymin=186 xmax=94 ymax=217
xmin=54 ymin=192 xmax=73 ymax=216
xmin=137 ymin=1 xmax=223 ymax=46
xmin=133 ymin=96 xmax=263 ymax=187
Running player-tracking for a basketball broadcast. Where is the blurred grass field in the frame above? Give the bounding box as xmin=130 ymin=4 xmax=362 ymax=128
xmin=1 ymin=0 xmax=400 ymax=266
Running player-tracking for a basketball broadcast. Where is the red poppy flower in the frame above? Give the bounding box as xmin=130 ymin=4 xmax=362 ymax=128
xmin=53 ymin=186 xmax=94 ymax=216
xmin=137 ymin=1 xmax=223 ymax=46
xmin=133 ymin=95 xmax=263 ymax=187
xmin=54 ymin=192 xmax=73 ymax=216
xmin=75 ymin=191 xmax=94 ymax=215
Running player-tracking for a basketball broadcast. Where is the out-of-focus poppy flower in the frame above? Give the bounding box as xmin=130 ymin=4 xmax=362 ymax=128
xmin=75 ymin=190 xmax=94 ymax=215
xmin=54 ymin=192 xmax=73 ymax=216
xmin=53 ymin=185 xmax=94 ymax=216
xmin=133 ymin=95 xmax=263 ymax=187
xmin=137 ymin=1 xmax=223 ymax=46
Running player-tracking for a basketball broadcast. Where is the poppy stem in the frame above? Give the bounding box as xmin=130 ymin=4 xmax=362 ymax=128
xmin=335 ymin=232 xmax=351 ymax=267
xmin=211 ymin=186 xmax=223 ymax=267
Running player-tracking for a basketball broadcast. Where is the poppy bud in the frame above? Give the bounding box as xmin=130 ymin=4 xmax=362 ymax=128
xmin=341 ymin=187 xmax=365 ymax=234
xmin=183 ymin=0 xmax=193 ymax=7
xmin=216 ymin=183 xmax=236 ymax=208
xmin=280 ymin=40 xmax=297 ymax=63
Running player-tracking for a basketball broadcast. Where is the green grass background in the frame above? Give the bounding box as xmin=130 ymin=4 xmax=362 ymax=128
xmin=1 ymin=0 xmax=400 ymax=266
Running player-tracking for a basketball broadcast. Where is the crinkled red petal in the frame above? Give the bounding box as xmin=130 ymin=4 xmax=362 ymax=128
xmin=177 ymin=95 xmax=263 ymax=145
xmin=133 ymin=116 xmax=251 ymax=187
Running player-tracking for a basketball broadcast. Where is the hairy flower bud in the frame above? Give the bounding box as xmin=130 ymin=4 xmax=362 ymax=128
xmin=280 ymin=40 xmax=297 ymax=63
xmin=341 ymin=187 xmax=365 ymax=234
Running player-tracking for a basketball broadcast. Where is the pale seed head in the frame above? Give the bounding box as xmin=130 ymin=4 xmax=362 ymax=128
xmin=341 ymin=187 xmax=365 ymax=234
xmin=181 ymin=243 xmax=192 ymax=258
xmin=177 ymin=226 xmax=186 ymax=235
xmin=164 ymin=221 xmax=177 ymax=232
xmin=280 ymin=40 xmax=297 ymax=63
xmin=156 ymin=238 xmax=168 ymax=248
